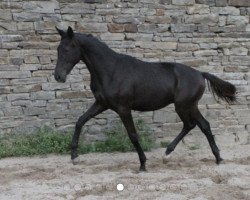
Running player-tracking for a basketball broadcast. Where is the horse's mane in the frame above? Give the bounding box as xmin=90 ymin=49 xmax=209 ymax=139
xmin=76 ymin=33 xmax=116 ymax=56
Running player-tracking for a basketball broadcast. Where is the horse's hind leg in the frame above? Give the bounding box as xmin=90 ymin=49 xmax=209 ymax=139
xmin=165 ymin=105 xmax=196 ymax=156
xmin=193 ymin=110 xmax=223 ymax=164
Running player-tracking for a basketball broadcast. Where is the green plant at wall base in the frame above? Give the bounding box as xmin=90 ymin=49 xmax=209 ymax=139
xmin=189 ymin=144 xmax=200 ymax=151
xmin=93 ymin=119 xmax=156 ymax=152
xmin=160 ymin=141 xmax=171 ymax=148
xmin=0 ymin=119 xmax=156 ymax=158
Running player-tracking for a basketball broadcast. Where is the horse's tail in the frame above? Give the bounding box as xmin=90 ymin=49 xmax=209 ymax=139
xmin=202 ymin=72 xmax=237 ymax=104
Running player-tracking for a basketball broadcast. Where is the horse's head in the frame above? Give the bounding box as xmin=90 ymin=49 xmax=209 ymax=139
xmin=54 ymin=26 xmax=81 ymax=83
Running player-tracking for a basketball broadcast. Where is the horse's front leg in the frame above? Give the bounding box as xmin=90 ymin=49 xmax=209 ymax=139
xmin=71 ymin=101 xmax=106 ymax=164
xmin=118 ymin=111 xmax=147 ymax=172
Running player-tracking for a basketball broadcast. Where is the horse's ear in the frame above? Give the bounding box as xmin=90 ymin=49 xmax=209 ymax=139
xmin=56 ymin=26 xmax=66 ymax=38
xmin=67 ymin=26 xmax=74 ymax=39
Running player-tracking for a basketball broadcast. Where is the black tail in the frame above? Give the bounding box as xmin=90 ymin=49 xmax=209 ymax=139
xmin=202 ymin=72 xmax=237 ymax=104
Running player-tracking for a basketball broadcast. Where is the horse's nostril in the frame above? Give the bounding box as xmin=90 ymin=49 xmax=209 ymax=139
xmin=55 ymin=74 xmax=66 ymax=83
xmin=55 ymin=74 xmax=61 ymax=81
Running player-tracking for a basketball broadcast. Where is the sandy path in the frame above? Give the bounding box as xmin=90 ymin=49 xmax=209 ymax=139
xmin=0 ymin=143 xmax=250 ymax=200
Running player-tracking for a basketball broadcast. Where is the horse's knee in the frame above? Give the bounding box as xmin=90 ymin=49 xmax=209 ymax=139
xmin=75 ymin=117 xmax=87 ymax=130
xmin=75 ymin=121 xmax=82 ymax=130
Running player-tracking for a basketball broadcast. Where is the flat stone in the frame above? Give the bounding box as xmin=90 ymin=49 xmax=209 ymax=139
xmin=227 ymin=16 xmax=249 ymax=25
xmin=185 ymin=14 xmax=219 ymax=26
xmin=0 ymin=57 xmax=8 ymax=65
xmin=12 ymin=84 xmax=42 ymax=93
xmin=124 ymin=23 xmax=138 ymax=33
xmin=3 ymin=107 xmax=23 ymax=116
xmin=83 ymin=0 xmax=107 ymax=3
xmin=113 ymin=16 xmax=144 ymax=25
xmin=62 ymin=14 xmax=81 ymax=22
xmin=177 ymin=43 xmax=199 ymax=51
xmin=61 ymin=3 xmax=95 ymax=14
xmin=0 ymin=22 xmax=17 ymax=31
xmin=107 ymin=23 xmax=124 ymax=33
xmin=177 ymin=58 xmax=207 ymax=67
xmin=145 ymin=16 xmax=172 ymax=24
xmin=246 ymin=24 xmax=250 ymax=32
xmin=0 ymin=9 xmax=12 ymax=20
xmin=194 ymin=50 xmax=218 ymax=57
xmin=0 ymin=71 xmax=31 ymax=79
xmin=100 ymin=33 xmax=125 ymax=41
xmin=195 ymin=0 xmax=215 ymax=5
xmin=39 ymin=56 xmax=51 ymax=65
xmin=215 ymin=0 xmax=227 ymax=6
xmin=224 ymin=66 xmax=249 ymax=72
xmin=153 ymin=110 xmax=167 ymax=123
xmin=7 ymin=93 xmax=30 ymax=101
xmin=171 ymin=24 xmax=197 ymax=33
xmin=138 ymin=24 xmax=157 ymax=33
xmin=23 ymin=1 xmax=59 ymax=13
xmin=10 ymin=58 xmax=23 ymax=65
xmin=42 ymin=83 xmax=70 ymax=91
xmin=96 ymin=8 xmax=121 ymax=15
xmin=136 ymin=41 xmax=177 ymax=50
xmin=31 ymin=91 xmax=55 ymax=100
xmin=159 ymin=0 xmax=172 ymax=4
xmin=156 ymin=9 xmax=165 ymax=16
xmin=0 ymin=35 xmax=24 ymax=42
xmin=0 ymin=80 xmax=9 ymax=86
xmin=13 ymin=12 xmax=41 ymax=22
xmin=76 ymin=23 xmax=108 ymax=33
xmin=172 ymin=0 xmax=195 ymax=5
xmin=187 ymin=4 xmax=210 ymax=14
xmin=0 ymin=2 xmax=23 ymax=9
xmin=229 ymin=0 xmax=250 ymax=7
xmin=24 ymin=107 xmax=46 ymax=116
xmin=230 ymin=47 xmax=248 ymax=56
xmin=0 ymin=50 xmax=8 ymax=57
xmin=24 ymin=56 xmax=40 ymax=64
xmin=211 ymin=7 xmax=240 ymax=15
xmin=56 ymin=91 xmax=87 ymax=99
xmin=0 ymin=87 xmax=11 ymax=94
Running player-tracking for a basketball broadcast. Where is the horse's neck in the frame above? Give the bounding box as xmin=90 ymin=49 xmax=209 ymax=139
xmin=79 ymin=36 xmax=116 ymax=85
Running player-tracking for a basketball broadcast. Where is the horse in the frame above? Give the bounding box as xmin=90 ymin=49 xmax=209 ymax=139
xmin=54 ymin=27 xmax=236 ymax=171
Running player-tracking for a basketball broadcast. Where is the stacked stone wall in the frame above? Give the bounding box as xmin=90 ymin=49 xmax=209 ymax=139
xmin=0 ymin=0 xmax=249 ymax=144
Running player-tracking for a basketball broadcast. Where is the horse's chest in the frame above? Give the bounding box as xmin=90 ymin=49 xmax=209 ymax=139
xmin=90 ymin=82 xmax=116 ymax=106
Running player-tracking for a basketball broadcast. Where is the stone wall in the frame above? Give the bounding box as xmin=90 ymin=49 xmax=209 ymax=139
xmin=0 ymin=0 xmax=249 ymax=144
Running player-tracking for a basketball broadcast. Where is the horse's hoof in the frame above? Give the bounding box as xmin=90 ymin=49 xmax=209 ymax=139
xmin=139 ymin=166 xmax=147 ymax=172
xmin=71 ymin=157 xmax=80 ymax=165
xmin=162 ymin=154 xmax=171 ymax=164
xmin=216 ymin=158 xmax=225 ymax=165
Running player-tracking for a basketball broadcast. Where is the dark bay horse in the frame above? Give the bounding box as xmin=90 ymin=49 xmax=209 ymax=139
xmin=54 ymin=27 xmax=236 ymax=171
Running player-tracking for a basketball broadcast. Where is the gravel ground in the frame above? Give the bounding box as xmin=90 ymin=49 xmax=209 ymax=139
xmin=0 ymin=143 xmax=250 ymax=200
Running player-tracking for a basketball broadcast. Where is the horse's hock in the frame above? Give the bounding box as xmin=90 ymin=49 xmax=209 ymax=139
xmin=0 ymin=0 xmax=249 ymax=145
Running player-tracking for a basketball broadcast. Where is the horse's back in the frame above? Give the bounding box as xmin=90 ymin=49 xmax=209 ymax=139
xmin=130 ymin=61 xmax=177 ymax=111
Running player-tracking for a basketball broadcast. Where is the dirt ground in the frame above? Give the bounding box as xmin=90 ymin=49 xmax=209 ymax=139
xmin=0 ymin=142 xmax=249 ymax=200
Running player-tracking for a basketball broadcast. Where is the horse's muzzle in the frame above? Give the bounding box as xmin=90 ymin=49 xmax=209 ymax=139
xmin=54 ymin=73 xmax=66 ymax=83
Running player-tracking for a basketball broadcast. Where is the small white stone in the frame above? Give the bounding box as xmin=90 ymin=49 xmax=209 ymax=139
xmin=162 ymin=154 xmax=171 ymax=164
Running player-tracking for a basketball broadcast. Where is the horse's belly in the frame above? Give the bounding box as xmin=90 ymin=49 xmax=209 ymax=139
xmin=132 ymin=93 xmax=174 ymax=111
